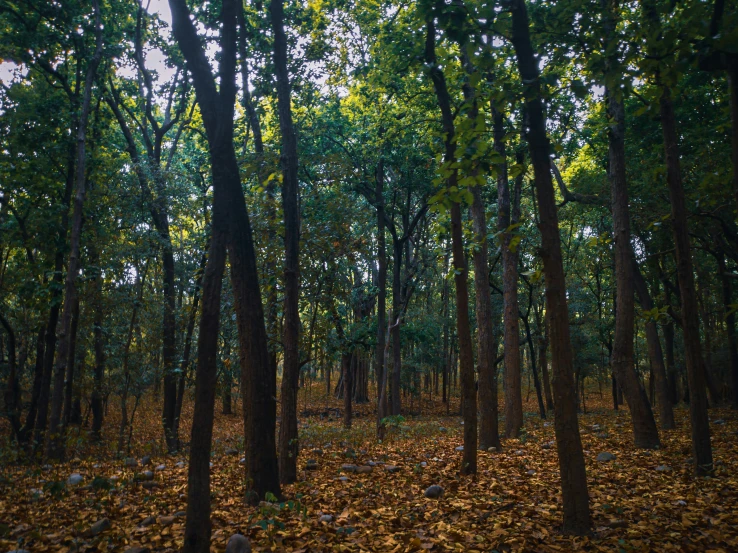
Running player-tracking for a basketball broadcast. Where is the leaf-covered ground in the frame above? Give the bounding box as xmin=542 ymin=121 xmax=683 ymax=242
xmin=1 ymin=391 xmax=737 ymax=553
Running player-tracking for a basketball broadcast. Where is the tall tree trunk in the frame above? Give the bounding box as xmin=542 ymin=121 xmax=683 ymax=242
xmin=425 ymin=19 xmax=476 ymax=474
xmin=607 ymin=86 xmax=660 ymax=449
xmin=510 ymin=0 xmax=590 ymax=533
xmin=272 ymin=0 xmax=301 ymax=485
xmin=170 ymin=0 xmax=281 ymax=503
xmin=62 ymin=297 xmax=80 ymax=427
xmin=375 ymin=157 xmax=388 ymax=437
xmin=717 ymin=253 xmax=738 ymax=408
xmin=663 ymin=319 xmax=678 ymax=404
xmin=90 ymin=248 xmax=105 ymax=441
xmin=631 ymin=258 xmax=675 ymax=429
xmin=391 ymin=241 xmax=402 ymax=415
xmin=18 ymin=326 xmax=45 ymax=443
xmin=660 ymin=85 xmax=713 ymax=474
xmin=46 ymin=6 xmax=103 ymax=460
xmin=182 ymin=227 xmax=227 ymax=553
xmin=495 ymin=109 xmax=523 ymax=439
xmin=343 ymin=351 xmax=353 ymax=429
xmin=0 ymin=313 xmax=21 ymax=442
xmin=537 ymin=307 xmax=554 ymax=411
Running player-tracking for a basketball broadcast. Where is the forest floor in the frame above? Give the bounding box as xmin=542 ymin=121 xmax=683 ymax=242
xmin=1 ymin=386 xmax=737 ymax=553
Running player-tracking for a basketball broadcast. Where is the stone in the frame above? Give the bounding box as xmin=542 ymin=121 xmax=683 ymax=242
xmin=312 ymin=448 xmax=324 ymax=456
xmin=367 ymin=461 xmax=377 ymax=467
xmin=341 ymin=464 xmax=358 ymax=473
xmin=385 ymin=465 xmax=400 ymax=473
xmin=159 ymin=516 xmax=176 ymax=527
xmin=420 ymin=462 xmax=427 ymax=467
xmin=597 ymin=452 xmax=616 ymax=462
xmin=713 ymin=419 xmax=726 ymax=425
xmin=438 ymin=427 xmax=447 ymax=433
xmin=225 ymin=447 xmax=238 ymax=455
xmin=356 ymin=465 xmax=373 ymax=474
xmin=124 ymin=548 xmax=150 ymax=553
xmin=454 ymin=446 xmax=464 ymax=452
xmin=676 ymin=500 xmax=687 ymax=506
xmin=338 ymin=476 xmax=349 ymax=482
xmin=655 ymin=465 xmax=672 ymax=472
xmin=141 ymin=482 xmax=158 ymax=490
xmin=527 ymin=470 xmax=536 ymax=476
xmin=141 ymin=456 xmax=151 ymax=466
xmin=67 ymin=473 xmax=84 ymax=486
xmin=515 ymin=450 xmax=525 ymax=456
xmin=424 ymin=485 xmax=444 ymax=499
xmin=225 ymin=534 xmax=252 ymax=553
xmin=239 ymin=458 xmax=246 ymax=465
xmin=175 ymin=511 xmax=186 ymax=517
xmin=155 ymin=464 xmax=166 ymax=471
xmin=124 ymin=457 xmax=138 ymax=467
xmin=175 ymin=461 xmax=186 ymax=468
xmin=542 ymin=442 xmax=552 ymax=450
xmin=135 ymin=471 xmax=154 ymax=482
xmin=85 ymin=518 xmax=111 ymax=537
xmin=319 ymin=514 xmax=333 ymax=523
xmin=305 ymin=459 xmax=318 ymax=470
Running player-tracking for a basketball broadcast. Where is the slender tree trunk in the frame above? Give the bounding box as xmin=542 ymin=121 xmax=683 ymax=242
xmin=62 ymin=297 xmax=80 ymax=427
xmin=183 ymin=227 xmax=227 ymax=553
xmin=663 ymin=320 xmax=678 ymax=404
xmin=510 ymin=0 xmax=590 ymax=533
xmin=272 ymin=0 xmax=301 ymax=485
xmin=391 ymin=242 xmax=402 ymax=415
xmin=375 ymin=158 xmax=388 ymax=436
xmin=19 ymin=326 xmax=45 ymax=443
xmin=425 ymin=19 xmax=476 ymax=474
xmin=0 ymin=313 xmax=21 ymax=441
xmin=538 ymin=308 xmax=554 ymax=411
xmin=495 ymin=109 xmax=523 ymax=438
xmin=46 ymin=7 xmax=103 ymax=460
xmin=631 ymin=258 xmax=675 ymax=429
xmin=660 ymin=85 xmax=713 ymax=474
xmin=343 ymin=352 xmax=353 ymax=428
xmin=717 ymin=254 xmax=738 ymax=408
xmin=607 ymin=87 xmax=660 ymax=449
xmin=90 ymin=254 xmax=105 ymax=441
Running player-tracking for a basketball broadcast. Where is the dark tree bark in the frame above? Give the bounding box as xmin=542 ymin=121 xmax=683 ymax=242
xmin=182 ymin=227 xmax=227 ymax=553
xmin=18 ymin=325 xmax=45 ymax=443
xmin=343 ymin=352 xmax=353 ymax=429
xmin=631 ymin=258 xmax=675 ymax=429
xmin=495 ymin=109 xmax=523 ymax=438
xmin=272 ymin=0 xmax=302 ymax=485
xmin=659 ymin=85 xmax=713 ymax=474
xmin=46 ymin=3 xmax=103 ymax=460
xmin=375 ymin=156 xmax=389 ymax=437
xmin=716 ymin=253 xmax=738 ymax=408
xmin=536 ymin=306 xmax=554 ymax=411
xmin=0 ymin=312 xmax=21 ymax=441
xmin=607 ymin=86 xmax=660 ymax=449
xmin=509 ymin=0 xmax=590 ymax=533
xmin=89 ymin=243 xmax=105 ymax=441
xmin=170 ymin=0 xmax=280 ymax=508
xmin=391 ymin=240 xmax=402 ymax=415
xmin=425 ymin=18 xmax=476 ymax=474
xmin=61 ymin=297 xmax=80 ymax=427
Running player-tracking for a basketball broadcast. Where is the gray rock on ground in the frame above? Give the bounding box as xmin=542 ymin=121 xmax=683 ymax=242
xmin=85 ymin=518 xmax=111 ymax=537
xmin=319 ymin=514 xmax=333 ymax=523
xmin=341 ymin=464 xmax=358 ymax=473
xmin=225 ymin=534 xmax=251 ymax=553
xmin=67 ymin=473 xmax=84 ymax=486
xmin=597 ymin=452 xmax=616 ymax=462
xmin=385 ymin=465 xmax=400 ymax=473
xmin=424 ymin=485 xmax=444 ymax=499
xmin=139 ymin=516 xmax=156 ymax=527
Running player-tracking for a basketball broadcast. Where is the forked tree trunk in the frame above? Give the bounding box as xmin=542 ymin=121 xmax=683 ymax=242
xmin=509 ymin=0 xmax=590 ymax=533
xmin=660 ymin=85 xmax=713 ymax=474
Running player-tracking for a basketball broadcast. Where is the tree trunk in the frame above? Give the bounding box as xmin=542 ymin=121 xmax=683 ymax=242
xmin=660 ymin=85 xmax=713 ymax=474
xmin=717 ymin=253 xmax=738 ymax=408
xmin=631 ymin=258 xmax=675 ymax=429
xmin=375 ymin=157 xmax=388 ymax=436
xmin=90 ymin=254 xmax=105 ymax=441
xmin=343 ymin=351 xmax=353 ymax=429
xmin=510 ymin=0 xmax=590 ymax=533
xmin=538 ymin=308 xmax=554 ymax=411
xmin=272 ymin=0 xmax=301 ymax=486
xmin=607 ymin=87 xmax=660 ymax=449
xmin=46 ymin=6 xmax=103 ymax=460
xmin=183 ymin=227 xmax=227 ymax=553
xmin=425 ymin=19 xmax=476 ymax=474
xmin=0 ymin=313 xmax=21 ymax=441
xmin=18 ymin=326 xmax=45 ymax=443
xmin=391 ymin=241 xmax=402 ymax=415
xmin=62 ymin=297 xmax=80 ymax=427
xmin=170 ymin=0 xmax=281 ymax=504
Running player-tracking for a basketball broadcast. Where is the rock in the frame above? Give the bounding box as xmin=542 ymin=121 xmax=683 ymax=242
xmin=438 ymin=427 xmax=447 ymax=433
xmin=385 ymin=465 xmax=400 ymax=473
xmin=135 ymin=471 xmax=154 ymax=482
xmin=527 ymin=470 xmax=536 ymax=476
xmin=225 ymin=447 xmax=238 ymax=455
xmin=424 ymin=485 xmax=444 ymax=499
xmin=341 ymin=464 xmax=358 ymax=473
xmin=676 ymin=500 xmax=687 ymax=506
xmin=360 ymin=449 xmax=367 ymax=455
xmin=454 ymin=446 xmax=464 ymax=452
xmin=596 ymin=432 xmax=610 ymax=439
xmin=305 ymin=459 xmax=318 ymax=470
xmin=344 ymin=448 xmax=356 ymax=457
xmin=67 ymin=473 xmax=84 ymax=486
xmin=542 ymin=442 xmax=552 ymax=450
xmin=175 ymin=461 xmax=186 ymax=469
xmin=159 ymin=516 xmax=176 ymax=527
xmin=239 ymin=458 xmax=246 ymax=465
xmin=85 ymin=518 xmax=111 ymax=537
xmin=124 ymin=457 xmax=138 ymax=467
xmin=124 ymin=548 xmax=150 ymax=553
xmin=655 ymin=465 xmax=672 ymax=472
xmin=141 ymin=456 xmax=151 ymax=466
xmin=175 ymin=511 xmax=186 ymax=517
xmin=356 ymin=465 xmax=373 ymax=474
xmin=141 ymin=481 xmax=158 ymax=490
xmin=312 ymin=448 xmax=324 ymax=456
xmin=543 ymin=422 xmax=551 ymax=427
xmin=597 ymin=452 xmax=616 ymax=462
xmin=367 ymin=461 xmax=377 ymax=467
xmin=338 ymin=476 xmax=349 ymax=482
xmin=713 ymin=419 xmax=726 ymax=425
xmin=319 ymin=514 xmax=333 ymax=523
xmin=155 ymin=464 xmax=166 ymax=471
xmin=225 ymin=534 xmax=252 ymax=553
xmin=515 ymin=450 xmax=525 ymax=456
xmin=140 ymin=515 xmax=156 ymax=527
xmin=420 ymin=462 xmax=427 ymax=468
